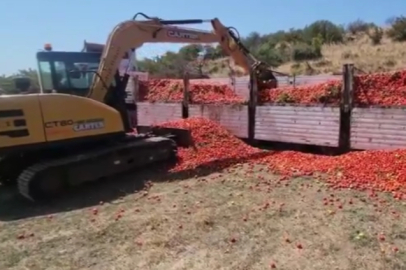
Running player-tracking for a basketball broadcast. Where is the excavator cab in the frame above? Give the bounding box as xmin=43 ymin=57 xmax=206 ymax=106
xmin=37 ymin=51 xmax=102 ymax=96
xmin=36 ymin=50 xmax=192 ymax=147
xmin=36 ymin=50 xmax=133 ymax=130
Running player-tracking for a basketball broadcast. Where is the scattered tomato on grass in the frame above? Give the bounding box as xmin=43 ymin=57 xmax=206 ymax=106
xmin=378 ymin=234 xmax=386 ymax=242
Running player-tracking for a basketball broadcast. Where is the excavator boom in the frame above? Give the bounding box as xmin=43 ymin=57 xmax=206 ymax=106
xmin=90 ymin=17 xmax=276 ymax=102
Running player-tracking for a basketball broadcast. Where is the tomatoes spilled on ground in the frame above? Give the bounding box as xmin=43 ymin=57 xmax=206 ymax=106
xmin=159 ymin=117 xmax=265 ymax=172
xmin=137 ymin=70 xmax=406 ymax=197
xmin=158 ymin=117 xmax=406 ymax=198
xmin=139 ymin=79 xmax=245 ymax=104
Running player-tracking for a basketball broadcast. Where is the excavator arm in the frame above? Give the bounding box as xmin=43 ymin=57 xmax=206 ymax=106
xmin=89 ymin=16 xmax=277 ymax=102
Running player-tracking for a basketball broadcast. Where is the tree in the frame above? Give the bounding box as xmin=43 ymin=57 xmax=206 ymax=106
xmin=244 ymin=32 xmax=262 ymax=51
xmin=202 ymin=45 xmax=216 ymax=60
xmin=14 ymin=77 xmax=31 ymax=92
xmin=291 ymin=43 xmax=322 ymax=61
xmin=0 ymin=75 xmax=14 ymax=93
xmin=368 ymin=27 xmax=383 ymax=45
xmin=178 ymin=44 xmax=202 ymax=61
xmin=256 ymin=41 xmax=284 ymax=67
xmin=303 ymin=20 xmax=344 ymax=44
xmin=347 ymin=19 xmax=373 ymax=34
xmin=387 ymin=16 xmax=406 ymax=42
xmin=283 ymin=28 xmax=305 ymax=44
xmin=0 ymin=69 xmax=39 ymax=94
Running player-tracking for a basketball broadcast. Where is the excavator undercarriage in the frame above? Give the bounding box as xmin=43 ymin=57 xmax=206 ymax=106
xmin=0 ymin=126 xmax=191 ymax=201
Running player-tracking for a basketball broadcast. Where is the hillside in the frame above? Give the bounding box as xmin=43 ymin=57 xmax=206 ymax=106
xmin=204 ymin=32 xmax=406 ymax=77
xmin=137 ymin=17 xmax=406 ymax=78
xmin=279 ymin=33 xmax=405 ymax=75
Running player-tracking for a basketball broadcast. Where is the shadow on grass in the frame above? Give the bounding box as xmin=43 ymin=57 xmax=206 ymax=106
xmin=0 ymin=151 xmax=270 ymax=221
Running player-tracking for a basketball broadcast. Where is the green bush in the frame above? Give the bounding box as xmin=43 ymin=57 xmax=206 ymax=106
xmin=255 ymin=41 xmax=288 ymax=67
xmin=368 ymin=27 xmax=383 ymax=45
xmin=291 ymin=43 xmax=322 ymax=61
xmin=387 ymin=16 xmax=406 ymax=42
xmin=303 ymin=20 xmax=345 ymax=44
xmin=311 ymin=35 xmax=323 ymax=55
xmin=347 ymin=19 xmax=374 ymax=34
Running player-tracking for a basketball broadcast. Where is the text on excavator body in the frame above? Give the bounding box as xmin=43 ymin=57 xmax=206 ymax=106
xmin=167 ymin=30 xmax=199 ymax=40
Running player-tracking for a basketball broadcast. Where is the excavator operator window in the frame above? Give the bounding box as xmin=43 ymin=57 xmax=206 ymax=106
xmin=54 ymin=61 xmax=95 ymax=96
xmin=37 ymin=61 xmax=53 ymax=92
xmin=36 ymin=51 xmax=105 ymax=97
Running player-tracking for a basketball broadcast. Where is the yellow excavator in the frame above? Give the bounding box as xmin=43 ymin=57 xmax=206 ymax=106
xmin=0 ymin=13 xmax=277 ymax=201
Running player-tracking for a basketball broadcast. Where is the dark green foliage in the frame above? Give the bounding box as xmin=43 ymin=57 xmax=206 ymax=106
xmin=0 ymin=69 xmax=39 ymax=94
xmin=14 ymin=77 xmax=31 ymax=92
xmin=368 ymin=27 xmax=383 ymax=45
xmin=387 ymin=16 xmax=406 ymax=42
xmin=255 ymin=42 xmax=287 ymax=67
xmin=302 ymin=20 xmax=345 ymax=44
xmin=347 ymin=19 xmax=374 ymax=34
xmin=291 ymin=43 xmax=322 ymax=61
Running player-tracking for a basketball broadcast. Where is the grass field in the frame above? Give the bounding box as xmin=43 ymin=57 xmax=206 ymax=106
xmin=1 ymin=164 xmax=405 ymax=270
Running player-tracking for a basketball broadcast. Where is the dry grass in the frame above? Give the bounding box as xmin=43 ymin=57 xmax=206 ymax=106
xmin=1 ymin=164 xmax=406 ymax=270
xmin=204 ymin=33 xmax=406 ymax=76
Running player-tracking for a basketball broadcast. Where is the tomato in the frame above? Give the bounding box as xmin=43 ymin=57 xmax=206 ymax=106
xmin=157 ymin=117 xmax=406 ymax=199
xmin=260 ymin=69 xmax=406 ymax=105
xmin=259 ymin=80 xmax=342 ymax=104
xmin=136 ymin=69 xmax=406 ymax=105
xmin=138 ymin=70 xmax=406 ymax=199
xmin=138 ymin=79 xmax=245 ymax=104
xmin=354 ymin=70 xmax=406 ymax=106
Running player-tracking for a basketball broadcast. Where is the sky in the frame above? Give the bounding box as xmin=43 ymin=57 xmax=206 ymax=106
xmin=0 ymin=0 xmax=404 ymax=75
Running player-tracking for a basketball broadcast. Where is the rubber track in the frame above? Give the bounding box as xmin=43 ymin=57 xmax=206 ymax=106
xmin=17 ymin=137 xmax=176 ymax=201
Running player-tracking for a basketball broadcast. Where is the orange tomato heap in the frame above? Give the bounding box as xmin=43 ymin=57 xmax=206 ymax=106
xmin=141 ymin=79 xmax=246 ymax=104
xmin=354 ymin=70 xmax=406 ymax=106
xmin=159 ymin=117 xmax=406 ymax=199
xmin=135 ymin=69 xmax=406 ymax=105
xmin=259 ymin=80 xmax=342 ymax=104
xmin=142 ymin=70 xmax=406 ymax=198
xmin=259 ymin=69 xmax=406 ymax=105
xmin=159 ymin=117 xmax=264 ymax=172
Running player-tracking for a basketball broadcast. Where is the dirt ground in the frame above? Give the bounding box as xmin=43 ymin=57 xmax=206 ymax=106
xmin=1 ymin=164 xmax=406 ymax=270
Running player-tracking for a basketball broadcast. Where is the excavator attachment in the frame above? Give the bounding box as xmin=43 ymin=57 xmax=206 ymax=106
xmin=136 ymin=126 xmax=193 ymax=148
xmin=87 ymin=13 xmax=279 ymax=103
